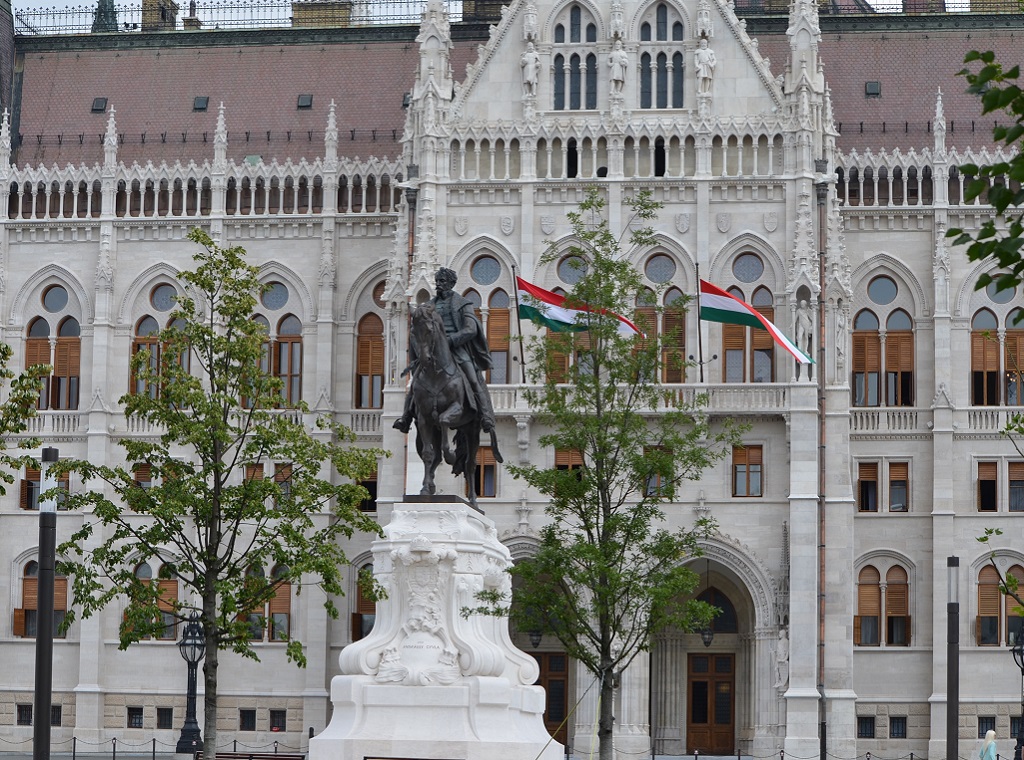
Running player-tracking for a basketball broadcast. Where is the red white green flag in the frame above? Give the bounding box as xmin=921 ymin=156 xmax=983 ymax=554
xmin=698 ymin=279 xmax=813 ymax=364
xmin=516 ymin=276 xmax=643 ymax=337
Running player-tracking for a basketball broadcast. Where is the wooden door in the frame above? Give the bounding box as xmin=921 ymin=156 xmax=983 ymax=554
xmin=686 ymin=652 xmax=735 ymax=755
xmin=532 ymin=652 xmax=569 ymax=745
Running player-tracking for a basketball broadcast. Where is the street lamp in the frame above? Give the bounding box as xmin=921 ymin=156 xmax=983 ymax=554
xmin=33 ymin=446 xmax=59 ymax=760
xmin=1012 ymin=637 xmax=1024 ymax=760
xmin=947 ymin=556 xmax=960 ymax=760
xmin=175 ymin=613 xmax=205 ymax=754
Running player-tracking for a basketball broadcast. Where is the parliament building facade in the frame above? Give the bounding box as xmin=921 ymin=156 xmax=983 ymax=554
xmin=0 ymin=0 xmax=1022 ymax=756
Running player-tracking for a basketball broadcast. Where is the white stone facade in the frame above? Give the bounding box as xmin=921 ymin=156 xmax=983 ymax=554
xmin=1 ymin=0 xmax=1022 ymax=758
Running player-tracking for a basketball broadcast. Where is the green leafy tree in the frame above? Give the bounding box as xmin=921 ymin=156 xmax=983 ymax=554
xmin=57 ymin=229 xmax=384 ymax=758
xmin=506 ymin=188 xmax=738 ymax=760
xmin=948 ymin=51 xmax=1024 ymax=290
xmin=0 ymin=342 xmax=49 ymax=489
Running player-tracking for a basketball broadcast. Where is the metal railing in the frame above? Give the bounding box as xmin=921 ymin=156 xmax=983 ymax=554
xmin=12 ymin=0 xmax=506 ymax=35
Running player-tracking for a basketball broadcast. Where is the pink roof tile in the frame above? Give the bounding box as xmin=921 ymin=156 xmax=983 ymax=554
xmin=15 ymin=37 xmax=481 ymax=166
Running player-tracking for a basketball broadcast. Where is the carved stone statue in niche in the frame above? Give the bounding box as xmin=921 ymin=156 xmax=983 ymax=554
xmin=520 ymin=41 xmax=540 ymax=97
xmin=695 ymin=38 xmax=717 ymax=95
xmin=608 ymin=39 xmax=628 ymax=96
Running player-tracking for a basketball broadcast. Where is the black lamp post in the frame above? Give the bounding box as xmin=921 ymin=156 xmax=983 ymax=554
xmin=1012 ymin=636 xmax=1024 ymax=760
xmin=947 ymin=556 xmax=960 ymax=760
xmin=175 ymin=613 xmax=205 ymax=754
xmin=33 ymin=446 xmax=59 ymax=760
xmin=699 ymin=558 xmax=714 ymax=648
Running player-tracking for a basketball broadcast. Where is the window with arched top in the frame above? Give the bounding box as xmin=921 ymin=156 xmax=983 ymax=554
xmin=662 ymin=288 xmax=686 ymax=383
xmin=638 ymin=2 xmax=685 ymax=109
xmin=885 ymin=309 xmax=914 ymax=407
xmin=487 ymin=289 xmax=511 ymax=384
xmin=356 ymin=314 xmax=384 ymax=409
xmin=352 ymin=563 xmax=376 ymax=642
xmin=275 ymin=314 xmax=303 ymax=406
xmin=269 ymin=564 xmax=291 ymax=641
xmin=26 ymin=317 xmax=51 ymax=409
xmin=978 ymin=565 xmax=1001 ymax=646
xmin=132 ymin=315 xmax=161 ymax=398
xmin=972 ymin=309 xmax=1000 ymax=406
xmin=26 ymin=283 xmax=83 ymax=410
xmin=14 ymin=559 xmax=67 ymax=639
xmin=552 ymin=4 xmax=597 ymax=111
xmin=855 ymin=566 xmax=881 ymax=646
xmin=243 ymin=566 xmax=267 ymax=641
xmin=1006 ymin=309 xmax=1024 ymax=405
xmin=1007 ymin=565 xmax=1024 ymax=645
xmin=130 ymin=561 xmax=177 ymax=640
xmin=722 ymin=283 xmax=774 ymax=383
xmin=885 ymin=566 xmax=910 ymax=646
xmin=852 ymin=310 xmax=881 ymax=407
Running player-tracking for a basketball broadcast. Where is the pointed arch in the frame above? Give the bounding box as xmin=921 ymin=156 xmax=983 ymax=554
xmin=850 ymin=253 xmax=928 ymax=320
xmin=11 ymin=264 xmax=92 ymax=327
xmin=709 ymin=232 xmax=785 ymax=293
xmin=117 ymin=262 xmax=184 ymax=326
xmin=257 ymin=261 xmax=316 ymax=323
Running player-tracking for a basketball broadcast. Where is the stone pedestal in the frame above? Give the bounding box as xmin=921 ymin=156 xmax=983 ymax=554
xmin=310 ymin=497 xmax=562 ymax=760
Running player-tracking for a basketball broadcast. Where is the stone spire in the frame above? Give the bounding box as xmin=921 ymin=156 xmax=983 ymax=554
xmin=0 ymin=109 xmax=11 ymax=170
xmin=324 ymin=99 xmax=338 ymax=171
xmin=103 ymin=108 xmax=118 ymax=168
xmin=213 ymin=102 xmax=227 ymax=169
xmin=933 ymin=88 xmax=946 ymax=156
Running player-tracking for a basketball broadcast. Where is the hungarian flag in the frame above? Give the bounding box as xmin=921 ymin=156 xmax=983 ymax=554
xmin=516 ymin=277 xmax=643 ymax=337
xmin=699 ymin=279 xmax=813 ymax=364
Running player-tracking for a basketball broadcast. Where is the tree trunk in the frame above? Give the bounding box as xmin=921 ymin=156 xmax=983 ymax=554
xmin=203 ymin=596 xmax=219 ymax=759
xmin=599 ymin=668 xmax=616 ymax=760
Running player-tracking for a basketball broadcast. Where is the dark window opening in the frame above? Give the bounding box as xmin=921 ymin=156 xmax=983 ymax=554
xmin=156 ymin=708 xmax=173 ymax=730
xmin=296 ymin=94 xmax=313 ymax=110
xmin=193 ymin=96 xmax=209 ymax=112
xmin=239 ymin=709 xmax=256 ymax=732
xmin=890 ymin=716 xmax=907 ymax=739
xmin=269 ymin=709 xmax=287 ymax=732
xmin=858 ymin=717 xmax=875 ymax=738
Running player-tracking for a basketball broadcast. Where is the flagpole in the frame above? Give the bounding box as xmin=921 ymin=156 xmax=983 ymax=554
xmin=511 ymin=264 xmax=527 ymax=384
xmin=695 ymin=263 xmax=705 ymax=383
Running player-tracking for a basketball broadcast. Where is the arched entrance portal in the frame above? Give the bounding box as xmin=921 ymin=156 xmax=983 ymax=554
xmin=651 ymin=552 xmax=778 ymax=757
xmin=686 ymin=588 xmax=739 ymax=755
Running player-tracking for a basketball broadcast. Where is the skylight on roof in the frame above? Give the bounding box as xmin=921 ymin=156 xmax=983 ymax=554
xmin=91 ymin=97 xmax=107 ymax=113
xmin=297 ymin=94 xmax=313 ymax=110
xmin=193 ymin=96 xmax=209 ymax=112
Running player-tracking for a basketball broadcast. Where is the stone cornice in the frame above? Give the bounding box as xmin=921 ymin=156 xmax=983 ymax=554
xmin=740 ymin=11 xmax=1024 ymax=36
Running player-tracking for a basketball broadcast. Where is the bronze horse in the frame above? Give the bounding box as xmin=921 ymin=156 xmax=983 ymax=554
xmin=408 ymin=302 xmax=502 ymax=507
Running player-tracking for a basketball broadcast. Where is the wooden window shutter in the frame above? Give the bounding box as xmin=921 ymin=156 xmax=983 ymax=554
xmin=275 ymin=463 xmax=292 ymax=483
xmin=133 ymin=463 xmax=151 ymax=482
xmin=555 ymin=449 xmax=583 ymax=468
xmin=752 ymin=307 xmax=774 ymax=350
xmin=20 ymin=479 xmax=30 ymax=509
xmin=13 ymin=608 xmax=26 ymax=637
xmin=979 ymin=462 xmax=998 ymax=481
xmin=53 ymin=577 xmax=68 ymax=610
xmin=369 ymin=337 xmax=384 ymax=375
xmin=853 ymin=615 xmax=862 ymax=646
xmin=723 ymin=323 xmax=745 ymax=351
xmin=886 ymin=583 xmax=908 ymax=617
xmin=245 ymin=463 xmax=264 ymax=482
xmin=25 ymin=337 xmax=50 ymax=368
xmin=269 ymin=582 xmax=291 ymax=615
xmin=54 ymin=338 xmax=81 ymax=376
xmin=23 ymin=576 xmax=38 ymax=610
xmin=979 ymin=567 xmax=1001 ymax=616
xmin=886 ymin=333 xmax=914 ymax=372
xmin=858 ymin=567 xmax=880 ymax=616
xmin=477 ymin=447 xmax=496 ymax=466
xmin=663 ymin=307 xmax=685 ymax=348
xmin=634 ymin=307 xmax=657 ymax=349
xmin=859 ymin=462 xmax=878 ymax=481
xmin=546 ymin=329 xmax=569 ymax=382
xmin=1005 ymin=566 xmax=1024 ymax=623
xmin=852 ymin=334 xmax=867 ymax=373
xmin=973 ymin=332 xmax=999 ymax=371
xmin=356 ymin=336 xmax=373 ymax=376
xmin=864 ymin=334 xmax=881 ymax=371
xmin=889 ymin=462 xmax=908 ymax=482
xmin=1010 ymin=463 xmax=1024 ymax=481
xmin=858 ymin=581 xmax=880 ymax=617
xmin=1006 ymin=333 xmax=1024 ymax=372
xmin=746 ymin=445 xmax=762 ymax=466
xmin=487 ymin=309 xmax=510 ymax=351
xmin=356 ymin=584 xmax=375 ymax=615
xmin=157 ymin=580 xmax=177 ymax=612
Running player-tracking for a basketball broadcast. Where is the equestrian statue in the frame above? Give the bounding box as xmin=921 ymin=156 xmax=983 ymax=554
xmin=394 ymin=267 xmax=502 ymax=507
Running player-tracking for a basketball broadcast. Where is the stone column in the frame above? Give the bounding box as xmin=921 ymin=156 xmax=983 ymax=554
xmin=784 ymin=381 xmax=820 ymax=760
xmin=614 ymin=652 xmax=651 ymax=758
